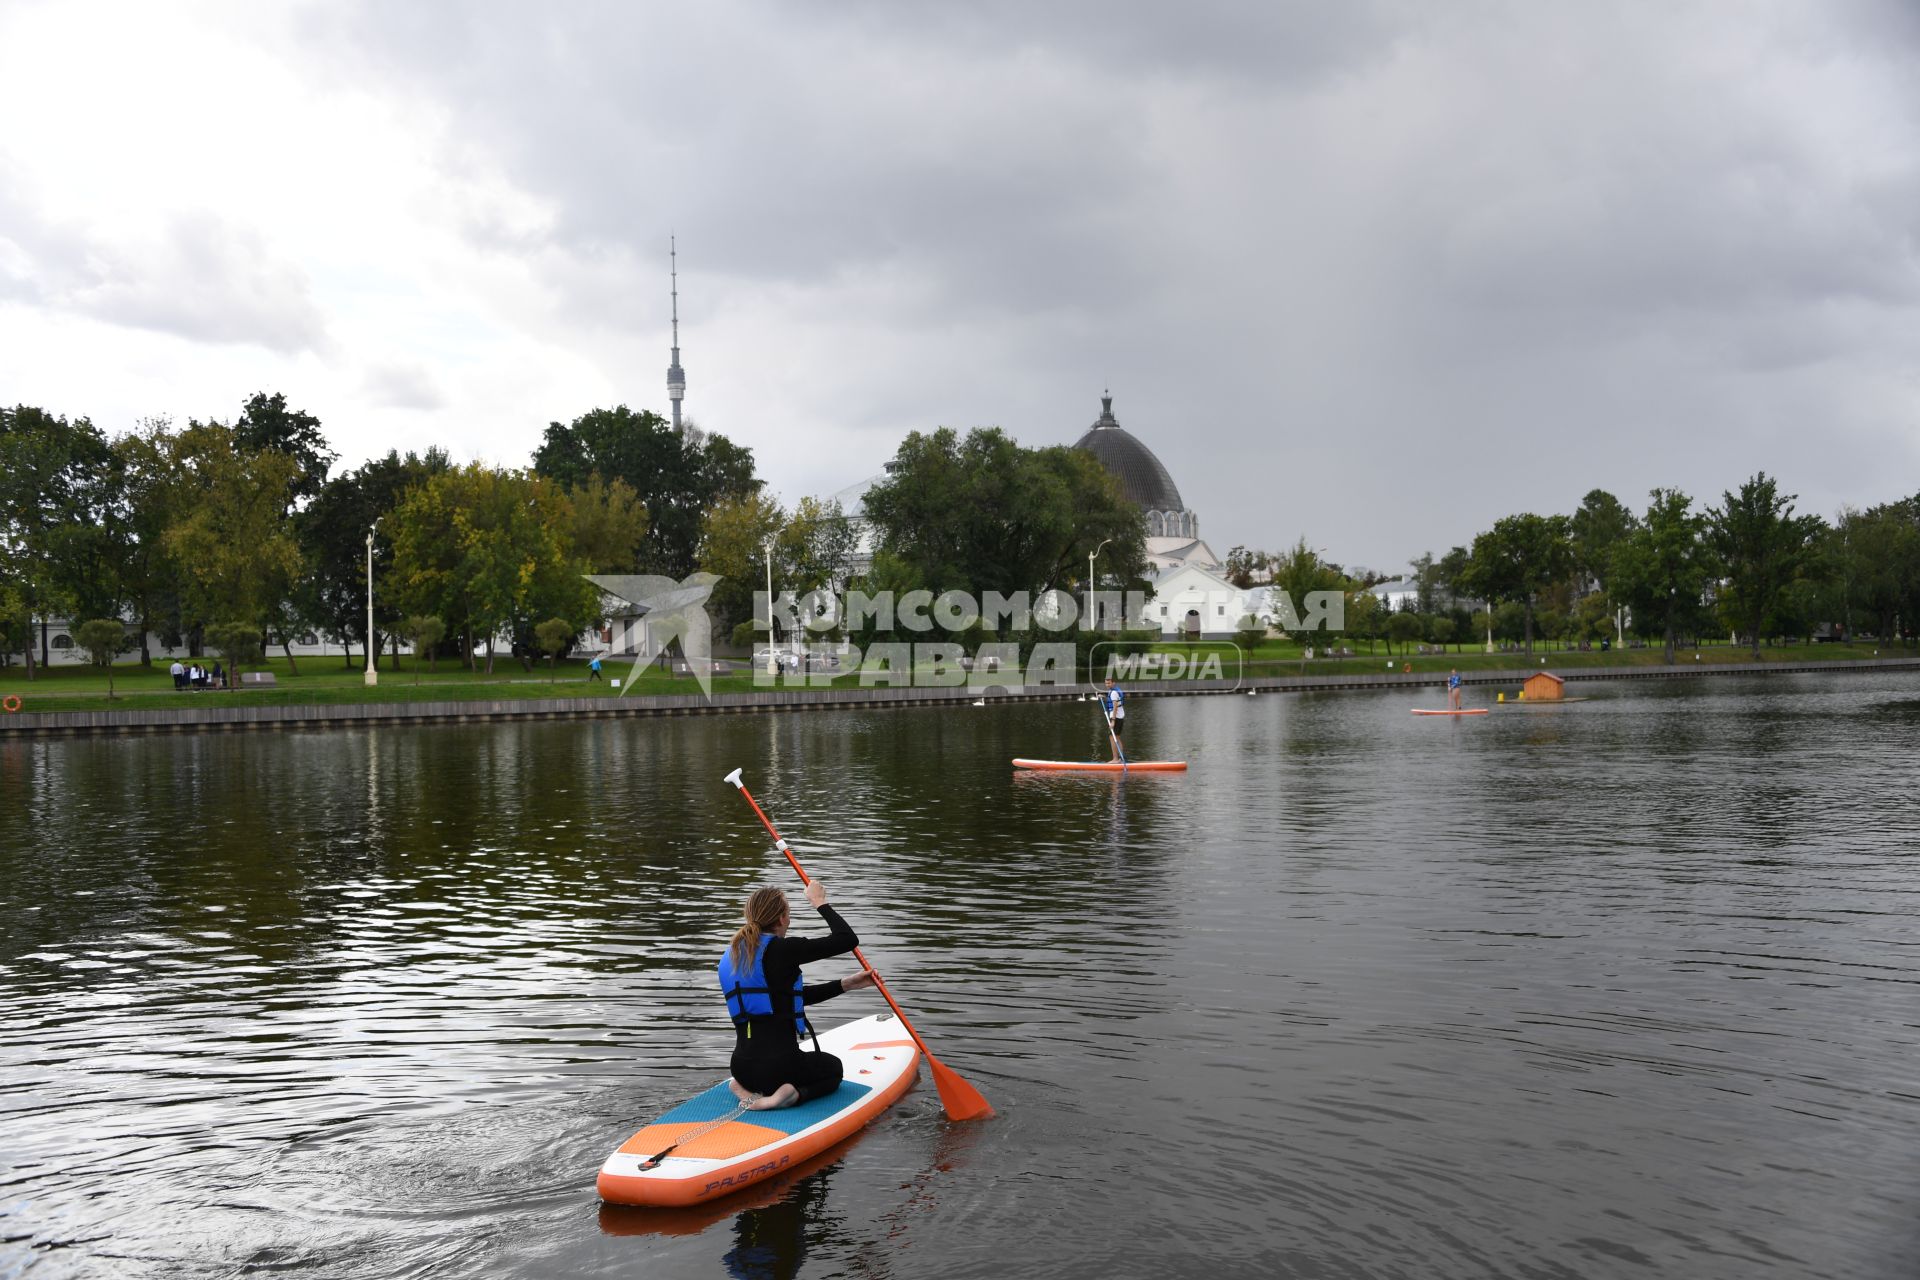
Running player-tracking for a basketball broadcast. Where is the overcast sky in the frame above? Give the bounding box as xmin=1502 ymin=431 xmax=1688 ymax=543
xmin=2 ymin=1 xmax=1916 ymax=571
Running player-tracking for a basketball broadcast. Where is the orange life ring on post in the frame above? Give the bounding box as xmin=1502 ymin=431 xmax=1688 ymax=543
xmin=2 ymin=695 xmax=20 ymax=713
xmin=1402 ymin=663 xmax=1412 ymax=674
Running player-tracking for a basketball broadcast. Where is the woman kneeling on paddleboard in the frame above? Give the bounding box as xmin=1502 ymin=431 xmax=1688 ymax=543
xmin=719 ymin=881 xmax=876 ymax=1111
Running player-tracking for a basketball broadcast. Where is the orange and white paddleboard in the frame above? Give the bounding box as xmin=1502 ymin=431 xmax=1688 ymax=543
xmin=597 ymin=1013 xmax=919 ymax=1208
xmin=1411 ymin=708 xmax=1488 ymax=716
xmin=1011 ymin=759 xmax=1188 ymax=772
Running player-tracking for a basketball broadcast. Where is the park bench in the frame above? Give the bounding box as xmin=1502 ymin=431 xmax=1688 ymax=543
xmin=239 ymin=671 xmax=276 ymax=688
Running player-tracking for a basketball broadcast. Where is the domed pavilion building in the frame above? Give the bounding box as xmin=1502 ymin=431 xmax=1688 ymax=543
xmin=1073 ymin=393 xmax=1261 ymax=639
xmin=1073 ymin=393 xmax=1219 ymax=575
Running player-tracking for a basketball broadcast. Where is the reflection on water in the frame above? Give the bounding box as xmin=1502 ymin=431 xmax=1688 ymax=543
xmin=3 ymin=673 xmax=1919 ymax=1278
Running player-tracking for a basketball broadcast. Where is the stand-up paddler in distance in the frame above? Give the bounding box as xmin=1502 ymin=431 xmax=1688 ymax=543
xmin=1012 ymin=676 xmax=1189 ymax=772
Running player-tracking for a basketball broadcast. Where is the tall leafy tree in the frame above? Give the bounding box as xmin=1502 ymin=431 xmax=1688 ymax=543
xmin=1408 ymin=551 xmax=1440 ymax=614
xmin=506 ymin=481 xmax=604 ymax=665
xmin=1569 ymin=490 xmax=1635 ymax=588
xmin=388 ymin=464 xmax=599 ymax=673
xmin=161 ymin=422 xmax=305 ymax=636
xmin=301 ymin=448 xmax=452 ymax=670
xmin=1432 ymin=544 xmax=1476 ymax=645
xmin=1468 ymin=513 xmax=1573 ymax=655
xmin=1707 ymin=472 xmax=1825 ymax=658
xmin=861 ymin=427 xmax=1146 ymax=613
xmin=1829 ymin=496 xmax=1919 ymax=646
xmin=699 ymin=492 xmax=787 ymax=639
xmin=109 ymin=420 xmax=187 ymax=666
xmin=0 ymin=406 xmax=114 ymax=677
xmin=1271 ymin=538 xmax=1345 ymax=633
xmin=1612 ymin=488 xmax=1715 ymax=664
xmin=1342 ymin=590 xmax=1384 ymax=655
xmin=699 ymin=494 xmax=858 ymax=641
xmin=789 ymin=496 xmax=859 ymax=599
xmin=1570 ymin=489 xmax=1637 ymax=645
xmin=233 ymin=391 xmax=335 ymax=505
xmin=532 ymin=405 xmax=758 ymax=578
xmin=1223 ymin=545 xmax=1273 ymax=589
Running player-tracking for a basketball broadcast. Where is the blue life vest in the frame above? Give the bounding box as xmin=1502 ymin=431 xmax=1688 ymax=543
xmin=1103 ymin=687 xmax=1125 ymax=716
xmin=717 ymin=934 xmax=808 ymax=1035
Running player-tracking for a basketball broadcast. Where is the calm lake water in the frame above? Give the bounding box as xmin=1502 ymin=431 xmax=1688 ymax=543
xmin=4 ymin=672 xmax=1919 ymax=1279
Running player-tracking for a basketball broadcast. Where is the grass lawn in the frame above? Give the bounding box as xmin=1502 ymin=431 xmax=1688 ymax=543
xmin=4 ymin=640 xmax=1912 ymax=715
xmin=1148 ymin=637 xmax=1910 ymax=678
xmin=0 ymin=655 xmax=787 ymax=713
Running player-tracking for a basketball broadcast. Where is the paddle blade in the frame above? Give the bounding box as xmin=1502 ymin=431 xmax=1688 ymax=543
xmin=927 ymin=1054 xmax=994 ymax=1122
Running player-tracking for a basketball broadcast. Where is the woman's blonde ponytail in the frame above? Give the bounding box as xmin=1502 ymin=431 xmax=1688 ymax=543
xmin=728 ymin=886 xmax=789 ymax=971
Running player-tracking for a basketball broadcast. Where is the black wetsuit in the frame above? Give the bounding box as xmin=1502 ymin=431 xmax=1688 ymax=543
xmin=729 ymin=904 xmax=859 ymax=1103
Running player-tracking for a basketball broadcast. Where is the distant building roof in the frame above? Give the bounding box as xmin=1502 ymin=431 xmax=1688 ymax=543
xmin=1146 ymin=536 xmax=1222 ymax=572
xmin=1073 ymin=394 xmax=1185 ymax=514
xmin=828 ymin=474 xmax=883 ymax=518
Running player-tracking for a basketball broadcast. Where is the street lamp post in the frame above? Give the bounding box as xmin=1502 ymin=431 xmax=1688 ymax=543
xmin=764 ymin=540 xmax=777 ymax=676
xmin=365 ymin=520 xmax=380 ymax=687
xmin=1087 ymin=538 xmax=1113 ymax=631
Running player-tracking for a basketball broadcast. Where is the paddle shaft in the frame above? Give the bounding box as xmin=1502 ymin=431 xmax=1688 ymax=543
xmin=729 ymin=783 xmax=940 ymax=1066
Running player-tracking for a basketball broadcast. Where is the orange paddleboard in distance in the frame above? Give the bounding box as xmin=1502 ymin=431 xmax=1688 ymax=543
xmin=1011 ymin=759 xmax=1188 ymax=772
xmin=1411 ymin=708 xmax=1489 ymax=716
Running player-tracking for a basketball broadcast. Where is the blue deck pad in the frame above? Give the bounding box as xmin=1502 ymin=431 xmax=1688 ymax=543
xmin=656 ymin=1079 xmax=874 ymax=1135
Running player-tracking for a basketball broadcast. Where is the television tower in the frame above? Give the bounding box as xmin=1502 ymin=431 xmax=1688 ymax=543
xmin=666 ymin=237 xmax=686 ymax=434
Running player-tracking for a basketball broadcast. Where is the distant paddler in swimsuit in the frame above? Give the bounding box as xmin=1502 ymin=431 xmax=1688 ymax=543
xmin=1447 ymin=668 xmax=1463 ymax=711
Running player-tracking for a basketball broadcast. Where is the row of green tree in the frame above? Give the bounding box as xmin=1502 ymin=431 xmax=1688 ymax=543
xmin=0 ymin=397 xmax=759 ymax=676
xmin=1230 ymin=478 xmax=1920 ymax=663
xmin=3 ymin=395 xmax=1148 ymax=679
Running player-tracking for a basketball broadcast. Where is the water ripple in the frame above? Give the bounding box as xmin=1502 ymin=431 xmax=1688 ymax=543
xmin=2 ymin=673 xmax=1918 ymax=1277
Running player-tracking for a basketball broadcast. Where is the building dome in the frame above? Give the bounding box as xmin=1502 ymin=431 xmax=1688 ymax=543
xmin=1072 ymin=394 xmax=1199 ymax=540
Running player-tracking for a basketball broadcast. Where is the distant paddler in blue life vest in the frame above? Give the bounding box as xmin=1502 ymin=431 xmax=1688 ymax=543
xmin=1099 ymin=676 xmax=1127 ymax=760
xmin=718 ymin=882 xmax=877 ymax=1111
xmin=1447 ymin=668 xmax=1463 ymax=711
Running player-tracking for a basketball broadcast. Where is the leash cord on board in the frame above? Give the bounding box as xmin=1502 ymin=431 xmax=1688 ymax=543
xmin=637 ymin=1098 xmax=756 ymax=1170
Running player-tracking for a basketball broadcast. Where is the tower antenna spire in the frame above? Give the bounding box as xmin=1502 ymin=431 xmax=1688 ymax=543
xmin=667 ymin=236 xmax=686 ymax=434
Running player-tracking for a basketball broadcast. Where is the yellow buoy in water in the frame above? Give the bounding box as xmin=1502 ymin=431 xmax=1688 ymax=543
xmin=1497 ymin=692 xmax=1505 ymax=702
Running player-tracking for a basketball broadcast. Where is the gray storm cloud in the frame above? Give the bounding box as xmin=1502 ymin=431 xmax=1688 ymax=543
xmin=163 ymin=3 xmax=1920 ymax=561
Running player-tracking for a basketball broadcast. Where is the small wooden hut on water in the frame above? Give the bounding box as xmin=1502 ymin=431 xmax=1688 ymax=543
xmin=1521 ymin=671 xmax=1565 ymax=702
